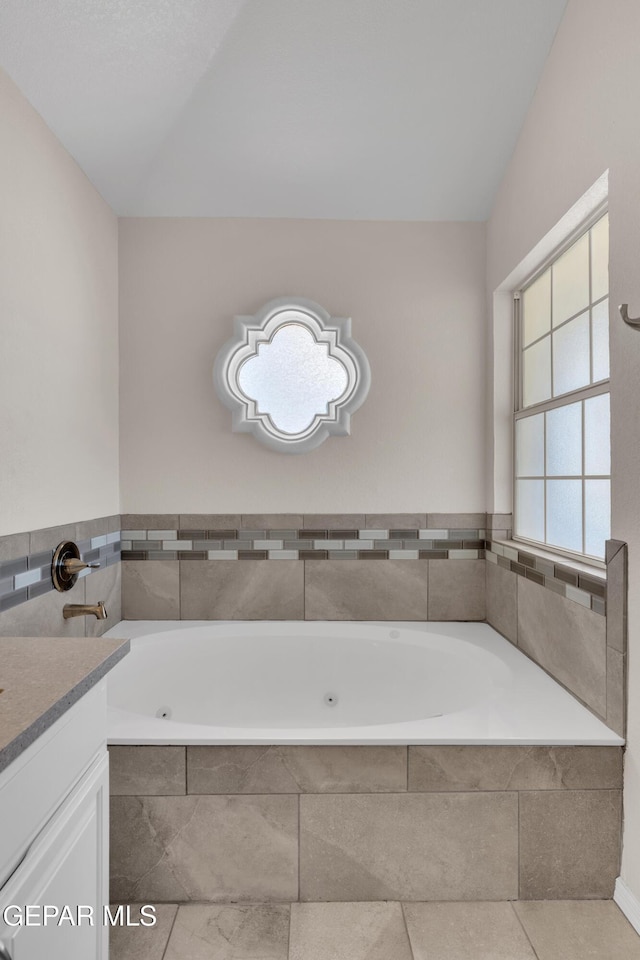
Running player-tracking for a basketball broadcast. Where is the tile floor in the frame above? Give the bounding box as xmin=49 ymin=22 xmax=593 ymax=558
xmin=110 ymin=899 xmax=640 ymax=959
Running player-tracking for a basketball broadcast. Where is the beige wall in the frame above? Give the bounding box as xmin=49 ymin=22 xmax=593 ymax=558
xmin=0 ymin=70 xmax=119 ymax=536
xmin=119 ymin=218 xmax=486 ymax=513
xmin=486 ymin=0 xmax=640 ymax=901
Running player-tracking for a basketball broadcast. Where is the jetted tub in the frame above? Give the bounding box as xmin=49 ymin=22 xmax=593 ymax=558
xmin=105 ymin=620 xmax=623 ymax=746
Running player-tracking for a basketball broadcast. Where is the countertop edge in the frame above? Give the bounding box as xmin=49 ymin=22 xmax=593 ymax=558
xmin=0 ymin=639 xmax=130 ymax=775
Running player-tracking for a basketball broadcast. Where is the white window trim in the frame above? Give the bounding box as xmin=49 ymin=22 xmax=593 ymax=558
xmin=511 ymin=204 xmax=610 ymax=567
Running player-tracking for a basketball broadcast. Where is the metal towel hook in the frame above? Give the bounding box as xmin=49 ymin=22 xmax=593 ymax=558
xmin=619 ymin=303 xmax=640 ymax=329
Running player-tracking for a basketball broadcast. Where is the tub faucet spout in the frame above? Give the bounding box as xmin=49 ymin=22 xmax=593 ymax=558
xmin=63 ymin=601 xmax=107 ymax=620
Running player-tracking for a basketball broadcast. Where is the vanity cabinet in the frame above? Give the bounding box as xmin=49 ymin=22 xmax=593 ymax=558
xmin=0 ymin=684 xmax=109 ymax=959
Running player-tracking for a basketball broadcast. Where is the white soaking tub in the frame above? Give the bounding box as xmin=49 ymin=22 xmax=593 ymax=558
xmin=104 ymin=620 xmax=623 ymax=746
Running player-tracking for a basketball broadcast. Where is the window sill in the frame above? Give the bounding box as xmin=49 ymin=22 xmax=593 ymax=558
xmin=486 ymin=537 xmax=606 ymax=615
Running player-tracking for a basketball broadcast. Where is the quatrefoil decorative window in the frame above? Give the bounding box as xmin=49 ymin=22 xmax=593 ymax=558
xmin=213 ymin=297 xmax=371 ymax=453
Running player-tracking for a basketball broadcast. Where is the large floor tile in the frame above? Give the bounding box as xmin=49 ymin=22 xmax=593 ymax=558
xmin=109 ymin=903 xmax=177 ymax=960
xmin=486 ymin=559 xmax=517 ymax=642
xmin=514 ymin=900 xmax=640 ymax=959
xmin=407 ymin=745 xmax=622 ymax=792
xmin=428 ymin=560 xmax=486 ymax=620
xmin=403 ymin=901 xmax=536 ymax=959
xmin=299 ymin=793 xmax=518 ymax=901
xmin=187 ymin=745 xmax=407 ymax=794
xmin=122 ymin=559 xmax=180 ymax=619
xmin=517 ymin=575 xmax=607 ymax=717
xmin=85 ymin=560 xmax=122 ymax=637
xmin=164 ymin=904 xmax=290 ymax=960
xmin=304 ymin=560 xmax=429 ymax=620
xmin=180 ymin=559 xmax=304 ymax=619
xmin=109 ymin=745 xmax=186 ymax=795
xmin=519 ymin=790 xmax=621 ymax=899
xmin=289 ymin=902 xmax=413 ymax=960
xmin=110 ymin=795 xmax=298 ymax=901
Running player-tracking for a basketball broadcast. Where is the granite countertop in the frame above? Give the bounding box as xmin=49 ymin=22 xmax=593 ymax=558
xmin=0 ymin=636 xmax=129 ymax=775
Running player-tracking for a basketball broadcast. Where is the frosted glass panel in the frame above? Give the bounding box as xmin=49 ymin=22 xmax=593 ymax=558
xmin=523 ymin=271 xmax=551 ymax=347
xmin=585 ymin=480 xmax=610 ymax=559
xmin=516 ymin=480 xmax=545 ymax=542
xmin=592 ymin=298 xmax=610 ymax=382
xmin=552 ymin=233 xmax=589 ymax=325
xmin=546 ymin=402 xmax=582 ymax=476
xmin=516 ymin=414 xmax=544 ymax=477
xmin=591 ymin=214 xmax=609 ymax=302
xmin=238 ymin=323 xmax=348 ymax=434
xmin=522 ymin=338 xmax=551 ymax=407
xmin=546 ymin=479 xmax=582 ymax=552
xmin=553 ymin=312 xmax=590 ymax=395
xmin=584 ymin=393 xmax=610 ymax=475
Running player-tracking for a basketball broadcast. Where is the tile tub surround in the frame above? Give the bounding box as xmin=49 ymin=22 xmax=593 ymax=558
xmin=485 ymin=541 xmax=627 ymax=737
xmin=119 ymin=514 xmax=609 ymax=618
xmin=109 ymin=744 xmax=622 ymax=903
xmin=120 ymin=513 xmax=488 ymax=622
xmin=110 ymin=900 xmax=640 ymax=960
xmin=0 ymin=515 xmax=122 ymax=637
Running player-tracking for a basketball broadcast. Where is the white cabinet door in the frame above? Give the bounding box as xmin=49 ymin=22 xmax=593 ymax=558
xmin=0 ymin=752 xmax=108 ymax=960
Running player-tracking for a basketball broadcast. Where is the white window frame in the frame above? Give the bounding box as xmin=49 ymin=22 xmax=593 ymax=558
xmin=513 ymin=203 xmax=610 ymax=567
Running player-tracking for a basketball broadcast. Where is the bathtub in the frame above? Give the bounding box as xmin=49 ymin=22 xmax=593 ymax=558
xmin=104 ymin=620 xmax=622 ymax=746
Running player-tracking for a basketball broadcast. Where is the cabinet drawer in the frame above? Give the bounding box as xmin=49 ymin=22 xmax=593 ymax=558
xmin=0 ymin=683 xmax=106 ymax=888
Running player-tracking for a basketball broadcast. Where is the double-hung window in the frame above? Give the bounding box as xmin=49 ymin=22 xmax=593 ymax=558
xmin=514 ymin=212 xmax=610 ymax=562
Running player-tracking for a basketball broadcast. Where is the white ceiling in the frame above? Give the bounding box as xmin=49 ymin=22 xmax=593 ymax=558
xmin=0 ymin=0 xmax=567 ymax=219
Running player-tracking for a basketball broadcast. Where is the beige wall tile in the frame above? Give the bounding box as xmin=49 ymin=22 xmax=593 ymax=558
xmin=164 ymin=904 xmax=290 ymax=960
xmin=180 ymin=560 xmax=304 ymax=619
xmin=305 ymin=560 xmax=429 ymax=620
xmin=85 ymin=562 xmax=121 ymax=637
xmin=109 ymin=746 xmax=186 ymax=796
xmin=606 ymin=541 xmax=627 ymax=653
xmin=110 ymin=903 xmax=178 ymax=960
xmin=303 ymin=514 xmax=366 ymax=529
xmin=121 ymin=514 xmax=179 ymax=530
xmin=30 ymin=522 xmax=77 ymax=553
xmin=607 ymin=647 xmax=625 ymax=737
xmin=289 ymin=902 xmax=412 ymax=960
xmin=404 ymin=902 xmax=536 ymax=960
xmin=408 ymin=746 xmax=622 ymax=792
xmin=110 ymin=795 xmax=298 ymax=902
xmin=517 ymin=576 xmax=607 ymax=717
xmin=519 ymin=789 xmax=622 ymax=899
xmin=179 ymin=514 xmax=241 ymax=529
xmin=0 ymin=577 xmax=85 ymax=637
xmin=122 ymin=560 xmax=180 ymax=619
xmin=486 ymin=561 xmax=517 ymax=642
xmin=428 ymin=560 xmax=485 ymax=620
xmin=108 ymin=514 xmax=122 ymax=533
xmin=299 ymin=792 xmax=518 ymax=901
xmin=364 ymin=514 xmax=427 ymax=528
xmin=514 ymin=901 xmax=640 ymax=960
xmin=76 ymin=516 xmax=113 ymax=540
xmin=427 ymin=513 xmax=486 ymax=528
xmin=241 ymin=514 xmax=303 ymax=529
xmin=187 ymin=746 xmax=407 ymax=794
xmin=487 ymin=513 xmax=513 ymax=531
xmin=0 ymin=531 xmax=30 ymax=562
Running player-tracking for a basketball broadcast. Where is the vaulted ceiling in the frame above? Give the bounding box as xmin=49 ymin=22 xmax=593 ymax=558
xmin=0 ymin=0 xmax=566 ymax=219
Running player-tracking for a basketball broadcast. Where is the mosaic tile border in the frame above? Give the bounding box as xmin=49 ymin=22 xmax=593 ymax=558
xmin=486 ymin=541 xmax=606 ymax=616
xmin=0 ymin=533 xmax=121 ymax=613
xmin=120 ymin=527 xmax=487 ymax=562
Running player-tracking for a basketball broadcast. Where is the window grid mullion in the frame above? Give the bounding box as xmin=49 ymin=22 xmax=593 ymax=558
xmin=513 ymin=211 xmax=609 ymax=561
xmin=514 ymin=381 xmax=610 ymax=420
